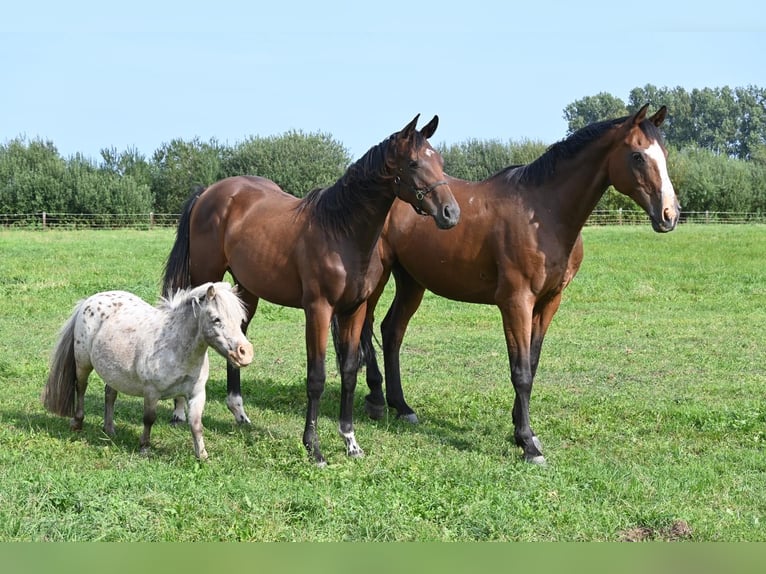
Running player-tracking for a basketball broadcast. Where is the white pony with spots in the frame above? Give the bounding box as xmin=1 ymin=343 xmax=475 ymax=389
xmin=42 ymin=282 xmax=253 ymax=459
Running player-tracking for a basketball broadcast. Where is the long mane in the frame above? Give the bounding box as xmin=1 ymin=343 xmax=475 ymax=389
xmin=502 ymin=114 xmax=666 ymax=187
xmin=296 ymin=132 xmax=423 ymax=239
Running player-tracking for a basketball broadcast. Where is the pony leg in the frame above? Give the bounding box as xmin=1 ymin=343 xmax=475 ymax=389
xmin=226 ymin=292 xmax=258 ymax=424
xmin=302 ymin=303 xmax=331 ymax=466
xmin=71 ymin=364 xmax=91 ymax=431
xmin=103 ymin=384 xmax=118 ymax=435
xmin=334 ymin=309 xmax=366 ymax=458
xmin=171 ymin=396 xmax=187 ymax=424
xmin=500 ymin=295 xmax=545 ymax=465
xmin=379 ymin=267 xmax=426 ymax=423
xmin=139 ymin=396 xmax=159 ymax=455
xmin=186 ymin=388 xmax=208 ymax=460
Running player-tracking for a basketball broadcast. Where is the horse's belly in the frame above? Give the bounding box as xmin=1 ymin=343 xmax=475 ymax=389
xmin=398 ymin=253 xmax=498 ymax=304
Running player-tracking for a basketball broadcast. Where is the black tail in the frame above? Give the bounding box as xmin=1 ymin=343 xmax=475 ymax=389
xmin=330 ymin=315 xmax=377 ymax=372
xmin=162 ymin=186 xmax=206 ymax=297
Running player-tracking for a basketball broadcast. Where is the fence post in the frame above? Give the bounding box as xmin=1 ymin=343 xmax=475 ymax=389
xmin=150 ymin=212 xmax=155 ymax=229
xmin=42 ymin=212 xmax=47 ymax=229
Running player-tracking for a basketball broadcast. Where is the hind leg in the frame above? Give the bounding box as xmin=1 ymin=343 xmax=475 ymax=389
xmin=226 ymin=289 xmax=258 ymax=424
xmin=103 ymin=384 xmax=118 ymax=436
xmin=70 ymin=365 xmax=91 ymax=431
xmin=139 ymin=396 xmax=159 ymax=455
xmin=187 ymin=386 xmax=208 ymax=460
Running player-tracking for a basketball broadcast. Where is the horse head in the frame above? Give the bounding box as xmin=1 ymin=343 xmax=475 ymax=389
xmin=387 ymin=114 xmax=461 ymax=230
xmin=607 ymin=104 xmax=681 ymax=233
xmin=196 ymin=282 xmax=253 ymax=368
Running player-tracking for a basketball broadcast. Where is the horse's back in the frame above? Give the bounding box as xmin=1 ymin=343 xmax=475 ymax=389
xmin=73 ymin=291 xmax=158 ymax=388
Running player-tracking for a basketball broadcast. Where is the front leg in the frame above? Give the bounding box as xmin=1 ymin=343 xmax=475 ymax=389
xmin=187 ymin=387 xmax=208 ymax=460
xmin=500 ymin=296 xmax=546 ymax=465
xmin=334 ymin=307 xmax=367 ymax=458
xmin=303 ymin=302 xmax=332 ymax=466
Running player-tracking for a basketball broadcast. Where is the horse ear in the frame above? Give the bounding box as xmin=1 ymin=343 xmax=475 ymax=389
xmin=206 ymin=284 xmax=216 ymax=300
xmin=400 ymin=114 xmax=421 ymax=138
xmin=649 ymin=105 xmax=668 ymax=127
xmin=420 ymin=115 xmax=439 ymax=139
xmin=632 ymin=103 xmax=650 ymax=126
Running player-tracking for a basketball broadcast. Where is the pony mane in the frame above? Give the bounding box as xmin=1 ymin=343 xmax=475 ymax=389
xmin=159 ymin=282 xmax=247 ymax=322
xmin=296 ymin=131 xmax=426 ymax=239
xmin=508 ymin=113 xmax=666 ymax=187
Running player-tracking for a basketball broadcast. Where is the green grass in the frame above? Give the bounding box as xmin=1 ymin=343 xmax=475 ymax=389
xmin=1 ymin=225 xmax=765 ymax=541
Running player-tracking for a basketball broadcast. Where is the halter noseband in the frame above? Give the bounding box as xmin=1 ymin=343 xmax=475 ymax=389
xmin=394 ymin=175 xmax=449 ymax=216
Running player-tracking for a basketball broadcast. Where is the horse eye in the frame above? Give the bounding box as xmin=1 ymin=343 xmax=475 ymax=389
xmin=632 ymin=152 xmax=645 ymax=163
xmin=212 ymin=317 xmax=222 ymax=325
xmin=409 ymin=160 xmax=419 ymax=169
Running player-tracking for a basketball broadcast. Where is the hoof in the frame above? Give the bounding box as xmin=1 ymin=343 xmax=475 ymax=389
xmin=532 ymin=435 xmax=544 ymax=452
xmin=525 ymin=454 xmax=547 ymax=466
xmin=236 ymin=414 xmax=252 ymax=425
xmin=364 ymin=397 xmax=386 ymax=420
xmin=169 ymin=415 xmax=186 ymax=426
xmin=397 ymin=412 xmax=419 ymax=424
xmin=348 ymin=447 xmax=365 ymax=459
xmin=315 ymin=460 xmax=328 ymax=469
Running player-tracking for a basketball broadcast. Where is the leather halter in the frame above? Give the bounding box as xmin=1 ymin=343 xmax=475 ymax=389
xmin=394 ymin=175 xmax=449 ymax=215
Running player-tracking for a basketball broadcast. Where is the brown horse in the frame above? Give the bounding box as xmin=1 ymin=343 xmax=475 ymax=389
xmin=359 ymin=104 xmax=680 ymax=465
xmin=162 ymin=115 xmax=460 ymax=465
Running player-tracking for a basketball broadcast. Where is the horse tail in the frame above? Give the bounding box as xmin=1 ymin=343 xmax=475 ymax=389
xmin=162 ymin=185 xmax=206 ymax=297
xmin=330 ymin=314 xmax=375 ymax=373
xmin=41 ymin=304 xmax=81 ymax=417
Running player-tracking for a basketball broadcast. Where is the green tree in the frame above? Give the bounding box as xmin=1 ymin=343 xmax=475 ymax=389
xmin=150 ymin=137 xmax=224 ymax=212
xmin=563 ymin=92 xmax=628 ymax=134
xmin=221 ymin=130 xmax=350 ymax=197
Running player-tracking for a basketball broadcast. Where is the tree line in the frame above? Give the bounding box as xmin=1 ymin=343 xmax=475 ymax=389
xmin=2 ymin=84 xmax=765 ymax=217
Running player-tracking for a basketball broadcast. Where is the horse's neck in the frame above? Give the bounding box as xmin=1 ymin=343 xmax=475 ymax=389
xmin=535 ymin=138 xmax=614 ymax=239
xmin=159 ymin=306 xmax=207 ymax=360
xmin=331 ymin=180 xmax=395 ymax=253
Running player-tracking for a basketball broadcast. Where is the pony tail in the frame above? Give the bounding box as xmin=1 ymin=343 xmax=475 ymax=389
xmin=162 ymin=185 xmax=206 ymax=297
xmin=41 ymin=306 xmax=80 ymax=417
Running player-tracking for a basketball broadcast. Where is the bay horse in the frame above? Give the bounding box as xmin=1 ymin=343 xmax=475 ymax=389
xmin=42 ymin=282 xmax=253 ymax=459
xmin=359 ymin=104 xmax=680 ymax=464
xmin=162 ymin=115 xmax=460 ymax=466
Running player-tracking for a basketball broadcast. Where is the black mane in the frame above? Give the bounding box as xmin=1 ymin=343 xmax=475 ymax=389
xmin=296 ymin=130 xmax=426 ymax=239
xmin=503 ymin=114 xmax=666 ymax=187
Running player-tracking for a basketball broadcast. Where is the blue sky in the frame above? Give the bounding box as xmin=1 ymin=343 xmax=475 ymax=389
xmin=2 ymin=0 xmax=764 ymax=162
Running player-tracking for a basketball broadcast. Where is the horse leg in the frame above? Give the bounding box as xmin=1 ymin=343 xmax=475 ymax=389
xmin=139 ymin=396 xmax=159 ymax=456
xmin=334 ymin=307 xmax=366 ymax=458
xmin=71 ymin=364 xmax=91 ymax=431
xmin=103 ymin=384 xmax=118 ymax=436
xmin=379 ymin=266 xmax=426 ymax=423
xmin=499 ymin=295 xmax=545 ymax=465
xmin=526 ymin=292 xmax=565 ymax=454
xmin=186 ymin=386 xmax=208 ymax=460
xmin=302 ymin=302 xmax=331 ymax=466
xmin=361 ymin=273 xmax=388 ymax=419
xmin=226 ymin=290 xmax=259 ymax=424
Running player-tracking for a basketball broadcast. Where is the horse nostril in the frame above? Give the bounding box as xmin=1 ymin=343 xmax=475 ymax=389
xmin=663 ymin=207 xmax=673 ymax=221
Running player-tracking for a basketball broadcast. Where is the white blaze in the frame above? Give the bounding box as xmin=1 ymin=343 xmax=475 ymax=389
xmin=645 ymin=141 xmax=677 ymax=215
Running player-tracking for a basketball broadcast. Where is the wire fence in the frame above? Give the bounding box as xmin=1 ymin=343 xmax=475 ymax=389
xmin=1 ymin=210 xmax=765 ymax=230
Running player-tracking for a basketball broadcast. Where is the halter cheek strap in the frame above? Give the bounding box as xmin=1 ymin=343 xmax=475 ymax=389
xmin=394 ymin=176 xmax=449 ymax=215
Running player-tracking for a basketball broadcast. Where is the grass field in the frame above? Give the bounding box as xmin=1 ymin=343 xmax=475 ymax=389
xmin=0 ymin=224 xmax=764 ymax=541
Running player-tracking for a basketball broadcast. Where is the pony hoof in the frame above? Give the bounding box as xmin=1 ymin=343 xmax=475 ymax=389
xmin=364 ymin=398 xmax=386 ymax=420
xmin=197 ymin=450 xmax=209 ymax=461
xmin=525 ymin=454 xmax=547 ymax=466
xmin=397 ymin=412 xmax=419 ymax=424
xmin=348 ymin=448 xmax=365 ymax=459
xmin=236 ymin=414 xmax=252 ymax=425
xmin=169 ymin=415 xmax=186 ymax=426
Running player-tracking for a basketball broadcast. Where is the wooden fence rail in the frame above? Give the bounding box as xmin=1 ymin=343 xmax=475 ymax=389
xmin=1 ymin=210 xmax=765 ymax=229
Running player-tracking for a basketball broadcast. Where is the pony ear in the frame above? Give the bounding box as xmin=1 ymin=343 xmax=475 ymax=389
xmin=419 ymin=115 xmax=439 ymax=139
xmin=400 ymin=114 xmax=421 ymax=138
xmin=649 ymin=105 xmax=668 ymax=127
xmin=206 ymin=284 xmax=217 ymax=300
xmin=632 ymin=103 xmax=650 ymax=126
